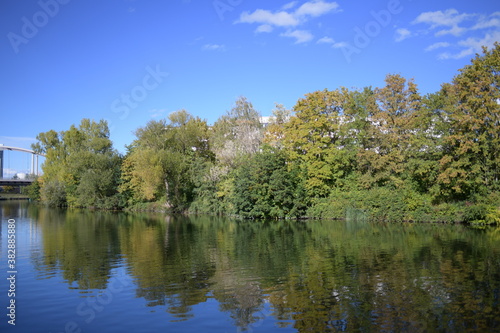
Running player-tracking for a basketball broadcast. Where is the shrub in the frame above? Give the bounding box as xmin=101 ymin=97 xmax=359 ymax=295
xmin=41 ymin=180 xmax=67 ymax=207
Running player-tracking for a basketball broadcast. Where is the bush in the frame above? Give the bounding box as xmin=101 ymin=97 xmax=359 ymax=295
xmin=306 ymin=196 xmax=346 ymax=219
xmin=41 ymin=180 xmax=67 ymax=207
xmin=428 ymin=203 xmax=464 ymax=223
xmin=464 ymin=202 xmax=500 ymax=225
xmin=485 ymin=206 xmax=500 ymax=225
xmin=231 ymin=148 xmax=307 ymax=219
xmin=307 ymin=186 xmax=469 ymax=223
xmin=23 ymin=179 xmax=41 ymax=201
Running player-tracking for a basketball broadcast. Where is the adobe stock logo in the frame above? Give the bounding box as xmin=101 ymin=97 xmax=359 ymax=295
xmin=110 ymin=65 xmax=168 ymax=120
xmin=213 ymin=0 xmax=243 ymax=21
xmin=7 ymin=0 xmax=71 ymax=54
xmin=340 ymin=0 xmax=403 ymax=63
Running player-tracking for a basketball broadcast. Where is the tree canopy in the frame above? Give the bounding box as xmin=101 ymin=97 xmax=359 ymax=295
xmin=31 ymin=119 xmax=122 ymax=208
xmin=31 ymin=43 xmax=500 ymax=223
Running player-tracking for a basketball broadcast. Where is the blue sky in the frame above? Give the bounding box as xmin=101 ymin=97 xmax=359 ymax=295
xmin=1 ymin=0 xmax=499 ymax=176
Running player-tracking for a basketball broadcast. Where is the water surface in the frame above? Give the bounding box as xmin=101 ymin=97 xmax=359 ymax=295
xmin=1 ymin=201 xmax=499 ymax=332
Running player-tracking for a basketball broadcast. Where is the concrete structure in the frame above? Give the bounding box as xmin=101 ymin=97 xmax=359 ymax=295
xmin=0 ymin=145 xmax=45 ymax=179
xmin=0 ymin=179 xmax=35 ymax=187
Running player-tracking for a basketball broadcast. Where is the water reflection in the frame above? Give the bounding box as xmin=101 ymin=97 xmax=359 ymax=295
xmin=21 ymin=204 xmax=500 ymax=331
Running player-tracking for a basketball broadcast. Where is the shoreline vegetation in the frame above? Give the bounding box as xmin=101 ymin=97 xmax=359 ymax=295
xmin=0 ymin=193 xmax=30 ymax=200
xmin=25 ymin=44 xmax=500 ymax=225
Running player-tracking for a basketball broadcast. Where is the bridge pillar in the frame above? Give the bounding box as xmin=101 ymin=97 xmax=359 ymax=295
xmin=0 ymin=150 xmax=3 ymax=179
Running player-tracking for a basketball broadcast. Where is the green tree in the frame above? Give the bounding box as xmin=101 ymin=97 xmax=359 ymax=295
xmin=121 ymin=110 xmax=212 ymax=211
xmin=407 ymin=90 xmax=449 ymax=196
xmin=283 ymin=89 xmax=349 ymax=197
xmin=357 ymin=74 xmax=422 ymax=188
xmin=32 ymin=119 xmax=122 ymax=208
xmin=24 ymin=178 xmax=41 ymax=201
xmin=263 ymin=103 xmax=291 ymax=148
xmin=437 ymin=43 xmax=500 ymax=200
xmin=232 ymin=146 xmax=306 ymax=219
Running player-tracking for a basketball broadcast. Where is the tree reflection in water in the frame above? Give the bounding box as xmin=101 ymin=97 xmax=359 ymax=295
xmin=30 ymin=205 xmax=500 ymax=332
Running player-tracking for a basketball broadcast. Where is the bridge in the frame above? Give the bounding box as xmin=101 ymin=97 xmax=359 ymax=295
xmin=0 ymin=179 xmax=37 ymax=187
xmin=0 ymin=145 xmax=45 ymax=186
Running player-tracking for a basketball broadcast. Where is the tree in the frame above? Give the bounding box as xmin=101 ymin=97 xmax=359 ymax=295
xmin=232 ymin=146 xmax=306 ymax=219
xmin=437 ymin=43 xmax=500 ymax=200
xmin=211 ymin=96 xmax=263 ymax=166
xmin=32 ymin=119 xmax=122 ymax=208
xmin=357 ymin=74 xmax=422 ymax=188
xmin=121 ymin=110 xmax=212 ymax=211
xmin=263 ymin=103 xmax=291 ymax=148
xmin=24 ymin=178 xmax=41 ymax=201
xmin=283 ymin=89 xmax=348 ymax=197
xmin=407 ymin=90 xmax=449 ymax=196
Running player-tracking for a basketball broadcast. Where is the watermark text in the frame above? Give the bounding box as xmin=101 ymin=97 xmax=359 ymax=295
xmin=7 ymin=0 xmax=71 ymax=54
xmin=340 ymin=0 xmax=403 ymax=63
xmin=6 ymin=219 xmax=17 ymax=326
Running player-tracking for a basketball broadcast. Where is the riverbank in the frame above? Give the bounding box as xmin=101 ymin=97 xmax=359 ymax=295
xmin=0 ymin=193 xmax=29 ymax=200
xmin=123 ymin=193 xmax=499 ymax=226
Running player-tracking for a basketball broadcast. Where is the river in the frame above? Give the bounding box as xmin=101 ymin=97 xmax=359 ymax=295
xmin=1 ymin=200 xmax=499 ymax=332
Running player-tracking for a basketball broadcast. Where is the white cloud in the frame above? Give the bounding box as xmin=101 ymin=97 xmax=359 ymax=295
xmin=331 ymin=41 xmax=347 ymax=48
xmin=295 ymin=0 xmax=340 ymax=18
xmin=317 ymin=36 xmax=335 ymax=44
xmin=458 ymin=30 xmax=500 ymax=52
xmin=438 ymin=48 xmax=474 ymax=60
xmin=437 ymin=30 xmax=500 ymax=60
xmin=413 ymin=9 xmax=500 ymax=36
xmin=203 ymin=44 xmax=226 ymax=51
xmin=236 ymin=1 xmax=340 ymax=44
xmin=316 ymin=36 xmax=346 ymax=48
xmin=256 ymin=24 xmax=273 ymax=33
xmin=425 ymin=42 xmax=450 ymax=51
xmin=435 ymin=25 xmax=467 ymax=37
xmin=413 ymin=9 xmax=473 ymax=37
xmin=280 ymin=29 xmax=314 ymax=44
xmin=395 ymin=28 xmax=411 ymax=42
xmin=237 ymin=9 xmax=299 ymax=27
xmin=411 ymin=9 xmax=500 ymax=60
xmin=413 ymin=9 xmax=471 ymax=28
xmin=472 ymin=12 xmax=500 ymax=30
xmin=149 ymin=109 xmax=167 ymax=119
xmin=237 ymin=1 xmax=340 ymax=27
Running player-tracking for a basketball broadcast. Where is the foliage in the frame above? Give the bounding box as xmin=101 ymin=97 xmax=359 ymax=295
xmin=24 ymin=178 xmax=41 ymax=201
xmin=284 ymin=89 xmax=350 ymax=197
xmin=32 ymin=119 xmax=122 ymax=208
xmin=263 ymin=103 xmax=291 ymax=148
xmin=211 ymin=96 xmax=263 ymax=166
xmin=119 ymin=110 xmax=213 ymax=212
xmin=232 ymin=146 xmax=307 ymax=219
xmin=31 ymin=44 xmax=500 ymax=222
xmin=40 ymin=179 xmax=67 ymax=207
xmin=436 ymin=43 xmax=500 ymax=200
xmin=1 ymin=186 xmax=15 ymax=193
